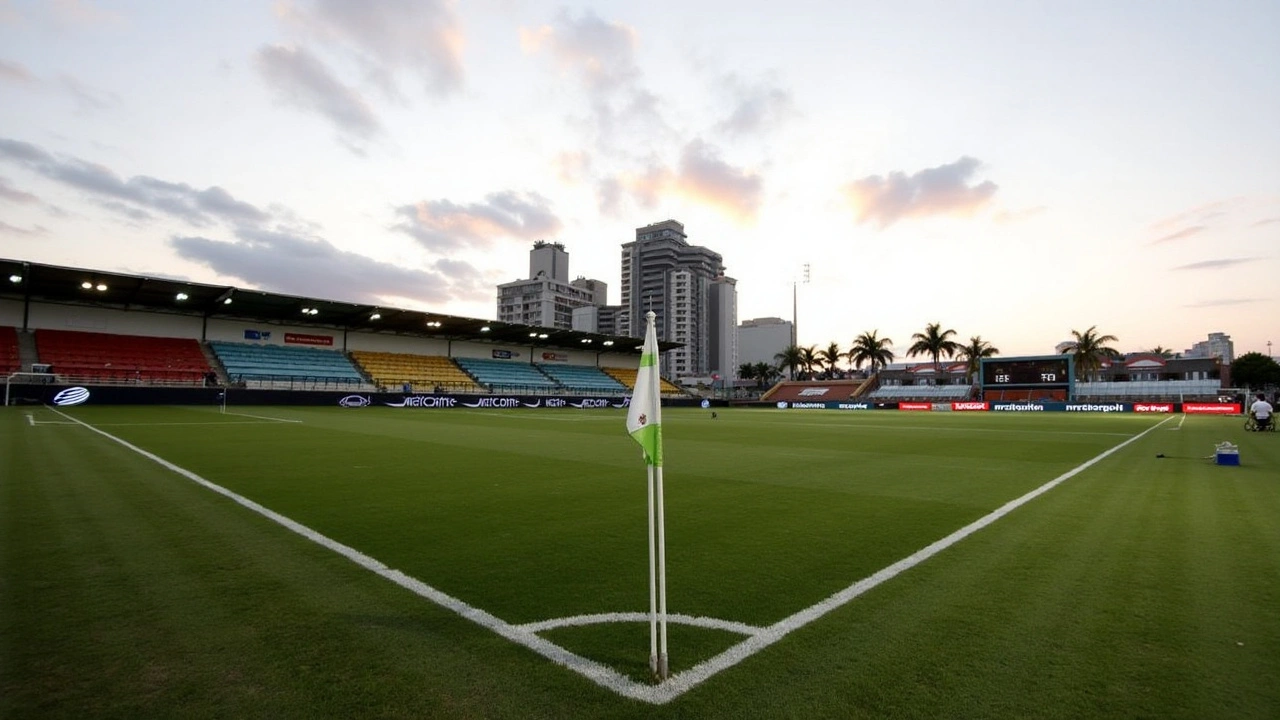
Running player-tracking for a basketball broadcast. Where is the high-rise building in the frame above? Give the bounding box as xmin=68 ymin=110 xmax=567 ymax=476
xmin=1184 ymin=332 xmax=1234 ymax=363
xmin=708 ymin=276 xmax=738 ymax=380
xmin=738 ymin=317 xmax=793 ymax=369
xmin=620 ymin=220 xmax=727 ymax=378
xmin=497 ymin=241 xmax=603 ymax=329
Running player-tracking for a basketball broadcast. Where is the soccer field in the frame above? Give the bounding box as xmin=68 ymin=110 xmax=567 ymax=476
xmin=3 ymin=405 xmax=1278 ymax=719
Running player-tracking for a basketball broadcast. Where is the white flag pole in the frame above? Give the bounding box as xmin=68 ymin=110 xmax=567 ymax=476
xmin=647 ymin=461 xmax=658 ymax=676
xmin=655 ymin=463 xmax=669 ymax=679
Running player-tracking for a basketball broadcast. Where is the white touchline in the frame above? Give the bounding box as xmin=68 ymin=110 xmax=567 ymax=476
xmin=219 ymin=410 xmax=303 ymax=423
xmin=45 ymin=405 xmax=1175 ymax=705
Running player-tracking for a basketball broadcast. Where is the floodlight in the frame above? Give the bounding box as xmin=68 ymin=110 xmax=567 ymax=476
xmin=8 ymin=274 xmax=21 ymax=283
xmin=95 ymin=283 xmax=107 ymax=291
xmin=480 ymin=326 xmax=491 ymax=332
xmin=602 ymin=340 xmax=614 ymax=346
xmin=175 ymin=292 xmax=189 ymax=301
xmin=81 ymin=281 xmax=93 ymax=289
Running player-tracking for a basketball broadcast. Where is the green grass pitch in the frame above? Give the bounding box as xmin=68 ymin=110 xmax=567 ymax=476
xmin=2 ymin=405 xmax=1278 ymax=718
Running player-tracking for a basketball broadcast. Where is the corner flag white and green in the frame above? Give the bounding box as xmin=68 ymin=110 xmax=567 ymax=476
xmin=627 ymin=310 xmax=670 ymax=680
xmin=626 ymin=312 xmax=663 ymax=467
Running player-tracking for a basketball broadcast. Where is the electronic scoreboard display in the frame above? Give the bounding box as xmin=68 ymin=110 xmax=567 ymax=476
xmin=980 ymin=356 xmax=1072 ymax=387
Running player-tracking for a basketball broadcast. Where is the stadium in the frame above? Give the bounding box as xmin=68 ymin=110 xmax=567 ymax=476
xmin=3 ymin=257 xmax=1277 ymax=718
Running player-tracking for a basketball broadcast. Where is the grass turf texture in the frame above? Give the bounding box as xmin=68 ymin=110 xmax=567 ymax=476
xmin=1 ymin=405 xmax=1276 ymax=718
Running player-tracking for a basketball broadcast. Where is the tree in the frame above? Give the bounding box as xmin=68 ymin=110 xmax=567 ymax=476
xmin=819 ymin=342 xmax=843 ymax=379
xmin=738 ymin=363 xmax=757 ymax=387
xmin=847 ymin=330 xmax=895 ymax=374
xmin=799 ymin=345 xmax=820 ymax=380
xmin=774 ymin=345 xmax=803 ymax=380
xmin=957 ymin=336 xmax=1000 ymax=383
xmin=1148 ymin=346 xmax=1177 ymax=359
xmin=1063 ymin=326 xmax=1121 ymax=381
xmin=1230 ymin=352 xmax=1280 ymax=390
xmin=753 ymin=362 xmax=779 ymax=388
xmin=907 ymin=322 xmax=960 ymax=369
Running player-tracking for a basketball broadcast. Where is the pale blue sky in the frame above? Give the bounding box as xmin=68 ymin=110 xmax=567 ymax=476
xmin=1 ymin=0 xmax=1276 ymax=358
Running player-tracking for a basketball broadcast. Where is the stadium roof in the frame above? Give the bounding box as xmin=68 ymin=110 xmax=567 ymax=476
xmin=0 ymin=258 xmax=676 ymax=353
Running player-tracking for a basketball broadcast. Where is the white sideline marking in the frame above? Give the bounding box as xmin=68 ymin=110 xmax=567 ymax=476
xmin=92 ymin=421 xmax=294 ymax=427
xmin=219 ymin=411 xmax=303 ymax=423
xmin=25 ymin=413 xmax=33 ymax=426
xmin=45 ymin=405 xmax=1175 ymax=704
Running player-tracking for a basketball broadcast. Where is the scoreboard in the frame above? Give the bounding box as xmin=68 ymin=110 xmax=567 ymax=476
xmin=980 ymin=355 xmax=1073 ymax=389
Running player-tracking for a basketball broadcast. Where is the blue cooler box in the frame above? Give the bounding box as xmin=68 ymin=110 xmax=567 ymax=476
xmin=1216 ymin=444 xmax=1240 ymax=466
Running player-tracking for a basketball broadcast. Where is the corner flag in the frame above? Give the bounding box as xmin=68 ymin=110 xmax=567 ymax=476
xmin=626 ymin=311 xmax=670 ymax=680
xmin=626 ymin=312 xmax=663 ymax=467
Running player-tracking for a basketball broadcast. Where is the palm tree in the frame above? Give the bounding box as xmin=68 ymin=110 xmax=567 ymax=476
xmin=846 ymin=330 xmax=895 ymax=374
xmin=738 ymin=363 xmax=757 ymax=387
xmin=819 ymin=342 xmax=843 ymax=379
xmin=907 ymin=322 xmax=961 ymax=370
xmin=1063 ymin=326 xmax=1121 ymax=381
xmin=799 ymin=345 xmax=820 ymax=380
xmin=753 ymin=362 xmax=778 ymax=388
xmin=774 ymin=345 xmax=803 ymax=380
xmin=957 ymin=336 xmax=1000 ymax=383
xmin=1148 ymin=346 xmax=1176 ymax=359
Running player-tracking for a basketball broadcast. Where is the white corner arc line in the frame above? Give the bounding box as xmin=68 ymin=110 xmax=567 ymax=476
xmin=518 ymin=612 xmax=762 ymax=636
xmin=44 ymin=406 xmax=1175 ymax=705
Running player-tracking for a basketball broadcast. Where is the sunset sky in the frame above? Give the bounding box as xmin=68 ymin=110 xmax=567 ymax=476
xmin=1 ymin=0 xmax=1277 ymax=359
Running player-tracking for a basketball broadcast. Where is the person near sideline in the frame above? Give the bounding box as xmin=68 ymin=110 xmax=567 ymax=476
xmin=1250 ymin=393 xmax=1273 ymax=431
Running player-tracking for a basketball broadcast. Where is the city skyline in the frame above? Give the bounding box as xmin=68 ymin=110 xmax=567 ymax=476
xmin=1 ymin=1 xmax=1276 ymax=360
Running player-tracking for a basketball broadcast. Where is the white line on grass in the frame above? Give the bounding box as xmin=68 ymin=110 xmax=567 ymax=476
xmin=219 ymin=411 xmax=303 ymax=423
xmin=517 ymin=612 xmax=763 ymax=636
xmin=45 ymin=406 xmax=1176 ymax=705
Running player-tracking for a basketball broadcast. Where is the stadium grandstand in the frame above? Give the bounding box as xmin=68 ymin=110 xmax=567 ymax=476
xmin=0 ymin=258 xmax=684 ymax=397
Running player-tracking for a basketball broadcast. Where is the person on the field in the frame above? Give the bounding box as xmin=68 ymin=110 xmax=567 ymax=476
xmin=1250 ymin=393 xmax=1273 ymax=431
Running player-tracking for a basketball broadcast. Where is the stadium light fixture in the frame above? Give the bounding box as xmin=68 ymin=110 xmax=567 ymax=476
xmin=81 ymin=281 xmax=93 ymax=289
xmin=538 ymin=333 xmax=548 ymax=339
xmin=302 ymin=307 xmax=318 ymax=316
xmin=8 ymin=274 xmax=21 ymax=284
xmin=95 ymin=283 xmax=108 ymax=291
xmin=369 ymin=312 xmax=381 ymax=320
xmin=223 ymin=297 xmax=233 ymax=305
xmin=175 ymin=292 xmax=189 ymax=301
xmin=480 ymin=326 xmax=491 ymax=332
xmin=581 ymin=338 xmax=592 ymax=344
xmin=426 ymin=320 xmax=442 ymax=328
xmin=602 ymin=340 xmax=614 ymax=346
xmin=529 ymin=332 xmax=538 ymax=337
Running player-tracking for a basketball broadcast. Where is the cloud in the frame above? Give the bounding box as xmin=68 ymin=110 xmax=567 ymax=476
xmin=256 ymin=44 xmax=382 ymax=141
xmin=171 ymin=229 xmax=486 ymax=306
xmin=520 ymin=9 xmax=639 ymax=96
xmin=1151 ymin=225 xmax=1205 ymax=245
xmin=1182 ymin=298 xmax=1266 ymax=308
xmin=674 ymin=140 xmax=762 ymax=222
xmin=1253 ymin=217 xmax=1280 ymax=228
xmin=553 ymin=150 xmax=591 ymax=185
xmin=1171 ymin=257 xmax=1260 ymax=271
xmin=844 ymin=156 xmax=998 ymax=228
xmin=1150 ymin=197 xmax=1241 ymax=234
xmin=59 ymin=74 xmax=118 ymax=113
xmin=0 ymin=137 xmax=272 ymax=227
xmin=994 ymin=205 xmax=1046 ymax=224
xmin=276 ymin=0 xmax=465 ymax=96
xmin=392 ymin=191 xmax=562 ymax=251
xmin=0 ymin=58 xmax=35 ymax=83
xmin=519 ymin=10 xmax=666 ymax=149
xmin=595 ymin=141 xmax=762 ymax=222
xmin=0 ymin=175 xmax=38 ymax=203
xmin=0 ymin=219 xmax=45 ymax=235
xmin=713 ymin=73 xmax=794 ymax=137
